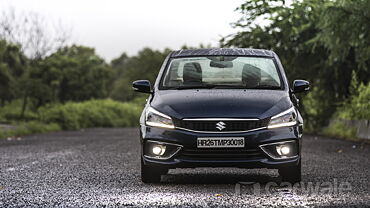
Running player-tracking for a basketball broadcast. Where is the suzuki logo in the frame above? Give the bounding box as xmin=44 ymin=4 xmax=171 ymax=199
xmin=216 ymin=121 xmax=226 ymax=131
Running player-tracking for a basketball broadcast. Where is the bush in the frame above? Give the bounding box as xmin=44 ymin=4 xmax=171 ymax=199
xmin=301 ymin=86 xmax=335 ymax=132
xmin=38 ymin=99 xmax=143 ymax=130
xmin=337 ymin=82 xmax=370 ymax=120
xmin=322 ymin=121 xmax=356 ymax=140
xmin=0 ymin=99 xmax=38 ymax=122
xmin=0 ymin=99 xmax=143 ymax=138
xmin=321 ymin=73 xmax=369 ymax=140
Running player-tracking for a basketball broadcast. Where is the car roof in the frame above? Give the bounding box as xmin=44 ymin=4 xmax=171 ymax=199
xmin=170 ymin=48 xmax=275 ymax=58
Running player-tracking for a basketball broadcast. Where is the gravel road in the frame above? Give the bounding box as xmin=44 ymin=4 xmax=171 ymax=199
xmin=0 ymin=128 xmax=369 ymax=207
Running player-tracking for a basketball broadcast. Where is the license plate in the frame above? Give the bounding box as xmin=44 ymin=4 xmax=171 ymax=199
xmin=197 ymin=137 xmax=245 ymax=148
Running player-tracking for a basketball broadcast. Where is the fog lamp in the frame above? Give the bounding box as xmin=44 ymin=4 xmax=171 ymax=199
xmin=259 ymin=140 xmax=297 ymax=160
xmin=144 ymin=141 xmax=182 ymax=160
xmin=276 ymin=145 xmax=291 ymax=156
xmin=152 ymin=145 xmax=166 ymax=156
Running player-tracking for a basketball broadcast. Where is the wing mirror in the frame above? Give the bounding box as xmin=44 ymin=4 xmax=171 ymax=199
xmin=292 ymin=80 xmax=310 ymax=93
xmin=132 ymin=80 xmax=152 ymax=94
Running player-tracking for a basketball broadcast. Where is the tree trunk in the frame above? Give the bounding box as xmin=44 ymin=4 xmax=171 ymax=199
xmin=20 ymin=95 xmax=28 ymax=119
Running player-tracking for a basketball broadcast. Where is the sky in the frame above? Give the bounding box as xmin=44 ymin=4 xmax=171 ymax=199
xmin=0 ymin=0 xmax=245 ymax=61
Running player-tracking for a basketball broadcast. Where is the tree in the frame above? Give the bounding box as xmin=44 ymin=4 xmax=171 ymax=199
xmin=0 ymin=40 xmax=27 ymax=105
xmin=0 ymin=8 xmax=71 ymax=59
xmin=222 ymin=0 xmax=370 ymax=130
xmin=0 ymin=8 xmax=72 ymax=118
xmin=315 ymin=0 xmax=370 ymax=80
xmin=110 ymin=48 xmax=171 ymax=101
xmin=0 ymin=63 xmax=13 ymax=105
xmin=41 ymin=45 xmax=113 ymax=103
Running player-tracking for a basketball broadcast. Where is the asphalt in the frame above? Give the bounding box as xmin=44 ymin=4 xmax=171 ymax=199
xmin=0 ymin=128 xmax=369 ymax=207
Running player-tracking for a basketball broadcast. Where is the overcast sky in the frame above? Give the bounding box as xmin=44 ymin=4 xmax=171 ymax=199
xmin=0 ymin=0 xmax=245 ymax=61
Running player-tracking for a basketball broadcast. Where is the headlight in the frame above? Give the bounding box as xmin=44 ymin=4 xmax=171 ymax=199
xmin=268 ymin=107 xmax=297 ymax=129
xmin=145 ymin=107 xmax=175 ymax=129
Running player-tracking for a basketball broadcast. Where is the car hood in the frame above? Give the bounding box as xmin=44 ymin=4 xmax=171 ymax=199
xmin=150 ymin=89 xmax=292 ymax=119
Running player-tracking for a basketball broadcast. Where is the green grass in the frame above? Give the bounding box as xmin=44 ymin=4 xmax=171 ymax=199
xmin=322 ymin=121 xmax=357 ymax=140
xmin=0 ymin=99 xmax=38 ymax=123
xmin=39 ymin=99 xmax=143 ymax=130
xmin=0 ymin=99 xmax=144 ymax=139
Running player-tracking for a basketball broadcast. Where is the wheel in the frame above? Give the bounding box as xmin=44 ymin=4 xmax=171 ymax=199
xmin=141 ymin=158 xmax=167 ymax=183
xmin=278 ymin=160 xmax=301 ymax=183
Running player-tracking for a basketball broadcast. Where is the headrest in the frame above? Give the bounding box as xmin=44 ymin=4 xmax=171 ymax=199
xmin=183 ymin=62 xmax=202 ymax=84
xmin=242 ymin=64 xmax=261 ymax=88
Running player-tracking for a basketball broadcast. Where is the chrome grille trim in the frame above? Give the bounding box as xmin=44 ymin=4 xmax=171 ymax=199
xmin=175 ymin=126 xmax=267 ymax=134
xmin=183 ymin=118 xmax=259 ymax=121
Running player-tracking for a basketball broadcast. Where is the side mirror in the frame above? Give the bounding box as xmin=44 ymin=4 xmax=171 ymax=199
xmin=132 ymin=80 xmax=152 ymax=94
xmin=292 ymin=80 xmax=310 ymax=93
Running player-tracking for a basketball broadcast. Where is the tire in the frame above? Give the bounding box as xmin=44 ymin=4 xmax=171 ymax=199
xmin=278 ymin=160 xmax=301 ymax=183
xmin=141 ymin=158 xmax=167 ymax=183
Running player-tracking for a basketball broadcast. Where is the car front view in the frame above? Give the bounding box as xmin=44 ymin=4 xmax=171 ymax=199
xmin=133 ymin=48 xmax=310 ymax=183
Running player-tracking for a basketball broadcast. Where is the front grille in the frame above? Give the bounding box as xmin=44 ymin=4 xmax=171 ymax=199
xmin=180 ymin=148 xmax=263 ymax=160
xmin=173 ymin=118 xmax=270 ymax=132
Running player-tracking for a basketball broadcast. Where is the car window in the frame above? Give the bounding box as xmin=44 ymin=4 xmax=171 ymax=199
xmin=162 ymin=56 xmax=282 ymax=89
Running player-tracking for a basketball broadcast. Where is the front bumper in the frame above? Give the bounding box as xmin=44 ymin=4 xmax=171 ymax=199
xmin=140 ymin=125 xmax=302 ymax=169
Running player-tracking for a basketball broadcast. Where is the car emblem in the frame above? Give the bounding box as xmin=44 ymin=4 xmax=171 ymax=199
xmin=216 ymin=121 xmax=226 ymax=131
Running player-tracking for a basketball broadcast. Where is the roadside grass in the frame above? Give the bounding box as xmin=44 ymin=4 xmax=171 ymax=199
xmin=0 ymin=99 xmax=144 ymax=139
xmin=320 ymin=121 xmax=370 ymax=144
xmin=0 ymin=121 xmax=61 ymax=139
xmin=319 ymin=81 xmax=370 ymax=143
xmin=321 ymin=121 xmax=357 ymax=140
xmin=39 ymin=99 xmax=143 ymax=130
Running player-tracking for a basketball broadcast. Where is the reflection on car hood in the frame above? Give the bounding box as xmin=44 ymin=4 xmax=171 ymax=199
xmin=150 ymin=89 xmax=291 ymax=119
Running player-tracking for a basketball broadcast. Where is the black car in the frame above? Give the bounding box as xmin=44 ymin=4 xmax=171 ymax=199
xmin=133 ymin=48 xmax=309 ymax=183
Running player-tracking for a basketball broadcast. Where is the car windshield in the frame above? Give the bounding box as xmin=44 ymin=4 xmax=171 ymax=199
xmin=161 ymin=56 xmax=282 ymax=89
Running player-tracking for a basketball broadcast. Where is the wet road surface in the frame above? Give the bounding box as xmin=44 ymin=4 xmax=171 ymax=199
xmin=0 ymin=128 xmax=369 ymax=207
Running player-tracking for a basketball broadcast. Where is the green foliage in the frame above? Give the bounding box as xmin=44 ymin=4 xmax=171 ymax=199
xmin=38 ymin=99 xmax=142 ymax=130
xmin=130 ymin=95 xmax=147 ymax=106
xmin=316 ymin=0 xmax=370 ymax=70
xmin=321 ymin=72 xmax=369 ymax=139
xmin=301 ymin=87 xmax=333 ymax=131
xmin=322 ymin=121 xmax=356 ymax=140
xmin=110 ymin=77 xmax=136 ymax=101
xmin=0 ymin=64 xmax=13 ymax=102
xmin=0 ymin=38 xmax=149 ymax=138
xmin=0 ymin=121 xmax=61 ymax=139
xmin=0 ymin=99 xmax=143 ymax=138
xmin=0 ymin=41 xmax=116 ymax=121
xmin=0 ymin=40 xmax=27 ymax=104
xmin=38 ymin=45 xmax=113 ymax=103
xmin=338 ymin=82 xmax=370 ymax=120
xmin=110 ymin=48 xmax=170 ymax=101
xmin=0 ymin=99 xmax=38 ymax=122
